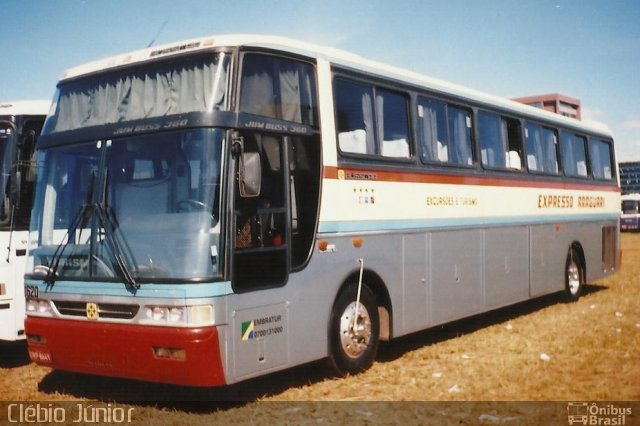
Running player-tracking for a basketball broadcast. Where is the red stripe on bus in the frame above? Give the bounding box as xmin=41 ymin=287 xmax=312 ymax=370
xmin=323 ymin=166 xmax=620 ymax=192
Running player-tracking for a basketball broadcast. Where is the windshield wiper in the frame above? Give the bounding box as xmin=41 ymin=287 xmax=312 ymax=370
xmin=94 ymin=203 xmax=139 ymax=290
xmin=44 ymin=171 xmax=96 ymax=285
xmin=44 ymin=203 xmax=91 ymax=285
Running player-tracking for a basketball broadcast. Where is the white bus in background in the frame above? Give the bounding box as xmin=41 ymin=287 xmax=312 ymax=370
xmin=24 ymin=35 xmax=620 ymax=386
xmin=621 ymin=193 xmax=640 ymax=231
xmin=0 ymin=101 xmax=49 ymax=341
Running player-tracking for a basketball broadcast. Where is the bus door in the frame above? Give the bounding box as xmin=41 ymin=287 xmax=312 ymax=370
xmin=232 ymin=131 xmax=292 ymax=290
xmin=229 ymin=130 xmax=293 ymax=379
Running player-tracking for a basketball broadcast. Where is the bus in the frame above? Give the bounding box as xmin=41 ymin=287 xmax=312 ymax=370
xmin=24 ymin=35 xmax=620 ymax=386
xmin=0 ymin=100 xmax=49 ymax=341
xmin=621 ymin=193 xmax=640 ymax=231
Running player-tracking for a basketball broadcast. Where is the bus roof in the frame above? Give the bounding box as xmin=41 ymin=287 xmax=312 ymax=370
xmin=59 ymin=34 xmax=612 ymax=137
xmin=0 ymin=100 xmax=51 ymax=116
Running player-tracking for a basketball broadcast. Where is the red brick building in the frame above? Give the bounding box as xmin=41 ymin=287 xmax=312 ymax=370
xmin=512 ymin=93 xmax=581 ymax=120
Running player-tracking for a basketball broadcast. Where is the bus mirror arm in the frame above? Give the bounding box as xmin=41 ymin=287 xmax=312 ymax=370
xmin=9 ymin=171 xmax=21 ymax=207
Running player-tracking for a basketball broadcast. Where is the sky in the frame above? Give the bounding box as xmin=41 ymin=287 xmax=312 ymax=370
xmin=1 ymin=0 xmax=638 ymax=161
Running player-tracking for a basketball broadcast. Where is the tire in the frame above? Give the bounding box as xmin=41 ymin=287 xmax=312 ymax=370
xmin=564 ymin=248 xmax=584 ymax=302
xmin=328 ymin=283 xmax=380 ymax=376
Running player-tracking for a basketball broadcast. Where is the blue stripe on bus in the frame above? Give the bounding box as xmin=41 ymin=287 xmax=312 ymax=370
xmin=317 ymin=213 xmax=619 ymax=233
xmin=24 ymin=280 xmax=233 ymax=299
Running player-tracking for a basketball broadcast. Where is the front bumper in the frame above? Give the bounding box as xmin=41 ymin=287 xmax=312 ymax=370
xmin=26 ymin=317 xmax=226 ymax=387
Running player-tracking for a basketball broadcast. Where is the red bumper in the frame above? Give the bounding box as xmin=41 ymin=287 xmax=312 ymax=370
xmin=25 ymin=317 xmax=226 ymax=387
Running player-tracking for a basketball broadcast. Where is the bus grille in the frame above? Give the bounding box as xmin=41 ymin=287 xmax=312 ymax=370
xmin=53 ymin=301 xmax=139 ymax=320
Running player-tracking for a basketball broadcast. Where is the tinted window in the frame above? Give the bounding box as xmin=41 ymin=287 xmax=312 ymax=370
xmin=240 ymin=54 xmax=318 ymax=126
xmin=378 ymin=89 xmax=410 ymax=158
xmin=524 ymin=123 xmax=559 ymax=174
xmin=335 ymin=79 xmax=375 ymax=155
xmin=479 ymin=111 xmax=523 ymax=170
xmin=560 ymin=132 xmax=588 ymax=177
xmin=418 ymin=96 xmax=473 ymax=166
xmin=479 ymin=111 xmax=504 ymax=168
xmin=589 ymin=138 xmax=613 ymax=180
xmin=334 ymin=77 xmax=410 ymax=159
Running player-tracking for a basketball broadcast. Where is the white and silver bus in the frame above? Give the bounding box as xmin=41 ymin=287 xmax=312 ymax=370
xmin=621 ymin=193 xmax=640 ymax=231
xmin=0 ymin=101 xmax=49 ymax=341
xmin=24 ymin=35 xmax=620 ymax=386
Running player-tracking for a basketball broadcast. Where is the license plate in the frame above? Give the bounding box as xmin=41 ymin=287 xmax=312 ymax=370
xmin=29 ymin=348 xmax=52 ymax=364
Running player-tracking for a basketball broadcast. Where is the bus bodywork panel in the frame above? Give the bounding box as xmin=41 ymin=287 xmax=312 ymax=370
xmin=309 ymin=219 xmax=618 ymax=341
xmin=26 ymin=316 xmax=226 ymax=387
xmin=0 ymin=230 xmax=29 ymax=341
xmin=0 ymin=102 xmax=48 ymax=341
xmin=230 ymin=218 xmax=619 ymax=384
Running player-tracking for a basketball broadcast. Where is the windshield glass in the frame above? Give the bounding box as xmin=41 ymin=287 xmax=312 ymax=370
xmin=622 ymin=200 xmax=639 ymax=214
xmin=43 ymin=52 xmax=230 ymax=134
xmin=0 ymin=123 xmax=15 ymax=225
xmin=28 ymin=128 xmax=223 ymax=282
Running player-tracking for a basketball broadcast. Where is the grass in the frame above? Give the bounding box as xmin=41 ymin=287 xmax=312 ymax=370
xmin=1 ymin=233 xmax=638 ymax=424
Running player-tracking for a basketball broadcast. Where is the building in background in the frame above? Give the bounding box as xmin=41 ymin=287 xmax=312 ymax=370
xmin=513 ymin=93 xmax=581 ymax=120
xmin=619 ymin=161 xmax=640 ymax=195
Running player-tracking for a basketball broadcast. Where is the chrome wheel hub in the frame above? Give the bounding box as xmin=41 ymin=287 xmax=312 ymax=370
xmin=339 ymin=301 xmax=372 ymax=358
xmin=567 ymin=260 xmax=581 ymax=295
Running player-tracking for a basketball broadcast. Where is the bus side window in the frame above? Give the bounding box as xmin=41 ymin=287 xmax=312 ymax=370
xmin=589 ymin=138 xmax=613 ymax=180
xmin=334 ymin=78 xmax=375 ymax=155
xmin=448 ymin=106 xmax=474 ymax=166
xmin=377 ymin=88 xmax=410 ymax=159
xmin=541 ymin=127 xmax=560 ymax=174
xmin=418 ymin=97 xmax=473 ymax=166
xmin=418 ymin=98 xmax=448 ymax=163
xmin=525 ymin=123 xmax=560 ymax=174
xmin=479 ymin=111 xmax=522 ymax=170
xmin=503 ymin=117 xmax=523 ymax=170
xmin=525 ymin=123 xmax=542 ymax=171
xmin=560 ymin=132 xmax=588 ymax=177
xmin=479 ymin=111 xmax=505 ymax=168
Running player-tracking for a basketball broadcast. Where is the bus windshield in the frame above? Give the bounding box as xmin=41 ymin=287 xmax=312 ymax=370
xmin=28 ymin=128 xmax=223 ymax=282
xmin=622 ymin=200 xmax=639 ymax=214
xmin=43 ymin=52 xmax=230 ymax=134
xmin=0 ymin=124 xmax=14 ymax=225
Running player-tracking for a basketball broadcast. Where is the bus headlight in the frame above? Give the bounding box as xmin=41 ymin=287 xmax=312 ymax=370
xmin=142 ymin=304 xmax=213 ymax=325
xmin=144 ymin=306 xmax=185 ymax=323
xmin=26 ymin=299 xmax=52 ymax=315
xmin=26 ymin=299 xmax=38 ymax=313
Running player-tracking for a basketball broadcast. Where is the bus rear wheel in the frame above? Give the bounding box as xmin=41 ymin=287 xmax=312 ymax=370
xmin=564 ymin=249 xmax=584 ymax=302
xmin=328 ymin=283 xmax=380 ymax=376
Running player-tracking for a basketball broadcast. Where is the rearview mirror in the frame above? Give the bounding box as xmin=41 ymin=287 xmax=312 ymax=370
xmin=239 ymin=151 xmax=261 ymax=198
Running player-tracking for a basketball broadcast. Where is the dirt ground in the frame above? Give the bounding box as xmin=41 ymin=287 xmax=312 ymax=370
xmin=1 ymin=233 xmax=639 ymax=425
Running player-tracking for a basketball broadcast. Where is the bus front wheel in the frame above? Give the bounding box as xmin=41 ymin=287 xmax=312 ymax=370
xmin=328 ymin=283 xmax=380 ymax=376
xmin=564 ymin=248 xmax=584 ymax=302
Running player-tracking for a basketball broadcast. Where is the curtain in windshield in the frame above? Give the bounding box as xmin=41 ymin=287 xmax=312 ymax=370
xmin=44 ymin=54 xmax=229 ymax=133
